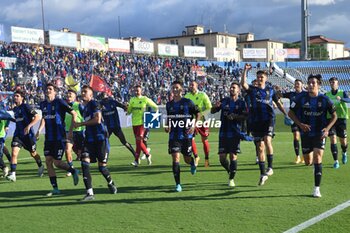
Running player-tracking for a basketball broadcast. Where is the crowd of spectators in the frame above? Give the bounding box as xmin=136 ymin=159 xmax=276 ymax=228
xmin=0 ymin=42 xmax=245 ymax=109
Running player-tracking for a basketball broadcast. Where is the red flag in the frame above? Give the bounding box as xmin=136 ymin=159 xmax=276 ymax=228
xmin=0 ymin=61 xmax=5 ymax=69
xmin=89 ymin=75 xmax=112 ymax=96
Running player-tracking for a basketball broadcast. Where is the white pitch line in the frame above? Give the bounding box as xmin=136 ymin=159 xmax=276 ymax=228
xmin=284 ymin=200 xmax=350 ymax=233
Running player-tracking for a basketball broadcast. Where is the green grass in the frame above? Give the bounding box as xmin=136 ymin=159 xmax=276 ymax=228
xmin=1 ymin=116 xmax=350 ymax=233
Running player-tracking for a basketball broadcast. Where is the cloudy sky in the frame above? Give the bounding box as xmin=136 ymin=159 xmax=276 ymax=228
xmin=0 ymin=0 xmax=349 ymax=47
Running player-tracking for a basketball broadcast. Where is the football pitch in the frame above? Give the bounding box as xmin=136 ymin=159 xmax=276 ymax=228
xmin=1 ymin=117 xmax=350 ymax=233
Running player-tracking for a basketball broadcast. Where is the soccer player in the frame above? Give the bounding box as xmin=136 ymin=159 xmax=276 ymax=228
xmin=165 ymin=80 xmax=200 ymax=192
xmin=0 ymin=109 xmax=14 ymax=165
xmin=241 ymin=64 xmax=290 ymax=186
xmin=3 ymin=145 xmax=12 ymax=164
xmin=99 ymin=92 xmax=137 ymax=159
xmin=73 ymin=85 xmax=117 ymax=201
xmin=288 ymin=74 xmax=337 ymax=197
xmin=64 ymin=89 xmax=84 ymax=176
xmin=280 ymin=79 xmax=306 ymax=164
xmin=0 ymin=119 xmax=9 ymax=177
xmin=243 ymin=79 xmax=259 ymax=164
xmin=141 ymin=106 xmax=154 ymax=160
xmin=325 ymin=77 xmax=350 ymax=168
xmin=127 ymin=85 xmax=158 ymax=167
xmin=141 ymin=128 xmax=151 ymax=160
xmin=185 ymin=80 xmax=212 ymax=167
xmin=36 ymin=83 xmax=79 ymax=196
xmin=6 ymin=90 xmax=45 ymax=182
xmin=211 ymin=82 xmax=248 ymax=187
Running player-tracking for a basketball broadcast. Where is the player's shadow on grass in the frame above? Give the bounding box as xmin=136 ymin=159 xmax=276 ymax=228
xmin=0 ymin=186 xmax=310 ymax=209
xmin=0 ymin=173 xmax=312 ymax=209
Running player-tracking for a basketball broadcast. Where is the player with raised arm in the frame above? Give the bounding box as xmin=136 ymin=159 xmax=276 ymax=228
xmin=241 ymin=64 xmax=290 ymax=186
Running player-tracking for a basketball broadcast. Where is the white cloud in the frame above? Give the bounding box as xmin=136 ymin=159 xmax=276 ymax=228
xmin=311 ymin=14 xmax=350 ymax=37
xmin=146 ymin=0 xmax=181 ymax=11
xmin=309 ymin=0 xmax=336 ymax=5
xmin=0 ymin=0 xmax=38 ymax=21
xmin=272 ymin=0 xmax=338 ymax=5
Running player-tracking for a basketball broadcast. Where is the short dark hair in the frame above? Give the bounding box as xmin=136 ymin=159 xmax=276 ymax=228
xmin=14 ymin=90 xmax=25 ymax=98
xmin=82 ymin=85 xmax=93 ymax=92
xmin=329 ymin=76 xmax=338 ymax=82
xmin=67 ymin=89 xmax=77 ymax=95
xmin=295 ymin=79 xmax=303 ymax=83
xmin=171 ymin=80 xmax=183 ymax=87
xmin=134 ymin=84 xmax=142 ymax=89
xmin=98 ymin=92 xmax=109 ymax=99
xmin=307 ymin=74 xmax=322 ymax=84
xmin=46 ymin=83 xmax=57 ymax=91
xmin=256 ymin=70 xmax=268 ymax=76
xmin=230 ymin=82 xmax=240 ymax=88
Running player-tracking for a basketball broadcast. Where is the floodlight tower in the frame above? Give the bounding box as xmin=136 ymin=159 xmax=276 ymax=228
xmin=41 ymin=0 xmax=46 ymax=44
xmin=301 ymin=0 xmax=309 ymax=60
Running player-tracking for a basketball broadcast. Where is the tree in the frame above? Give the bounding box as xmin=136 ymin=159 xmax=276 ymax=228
xmin=308 ymin=44 xmax=329 ymax=60
xmin=283 ymin=43 xmax=329 ymax=60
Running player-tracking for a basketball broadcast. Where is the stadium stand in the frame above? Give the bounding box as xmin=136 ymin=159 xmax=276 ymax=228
xmin=0 ymin=41 xmax=350 ymax=109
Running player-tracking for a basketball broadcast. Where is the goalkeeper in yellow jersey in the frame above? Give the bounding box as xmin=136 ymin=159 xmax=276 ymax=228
xmin=127 ymin=85 xmax=158 ymax=167
xmin=185 ymin=81 xmax=212 ymax=167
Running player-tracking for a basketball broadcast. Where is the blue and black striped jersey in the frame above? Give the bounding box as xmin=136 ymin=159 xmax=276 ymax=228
xmin=13 ymin=103 xmax=37 ymax=139
xmin=166 ymin=98 xmax=199 ymax=140
xmin=283 ymin=91 xmax=306 ymax=104
xmin=40 ymin=98 xmax=73 ymax=141
xmin=212 ymin=97 xmax=248 ymax=138
xmin=290 ymin=92 xmax=336 ymax=137
xmin=246 ymin=85 xmax=279 ymax=122
xmin=100 ymin=98 xmax=125 ymax=130
xmin=81 ymin=100 xmax=107 ymax=142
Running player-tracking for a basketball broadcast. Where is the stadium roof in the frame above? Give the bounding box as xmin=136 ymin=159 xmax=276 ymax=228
xmin=151 ymin=31 xmax=238 ymax=41
xmin=238 ymin=38 xmax=285 ymax=44
xmin=294 ymin=35 xmax=344 ymax=45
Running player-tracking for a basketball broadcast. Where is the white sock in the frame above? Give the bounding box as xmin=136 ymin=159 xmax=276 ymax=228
xmin=87 ymin=188 xmax=94 ymax=195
